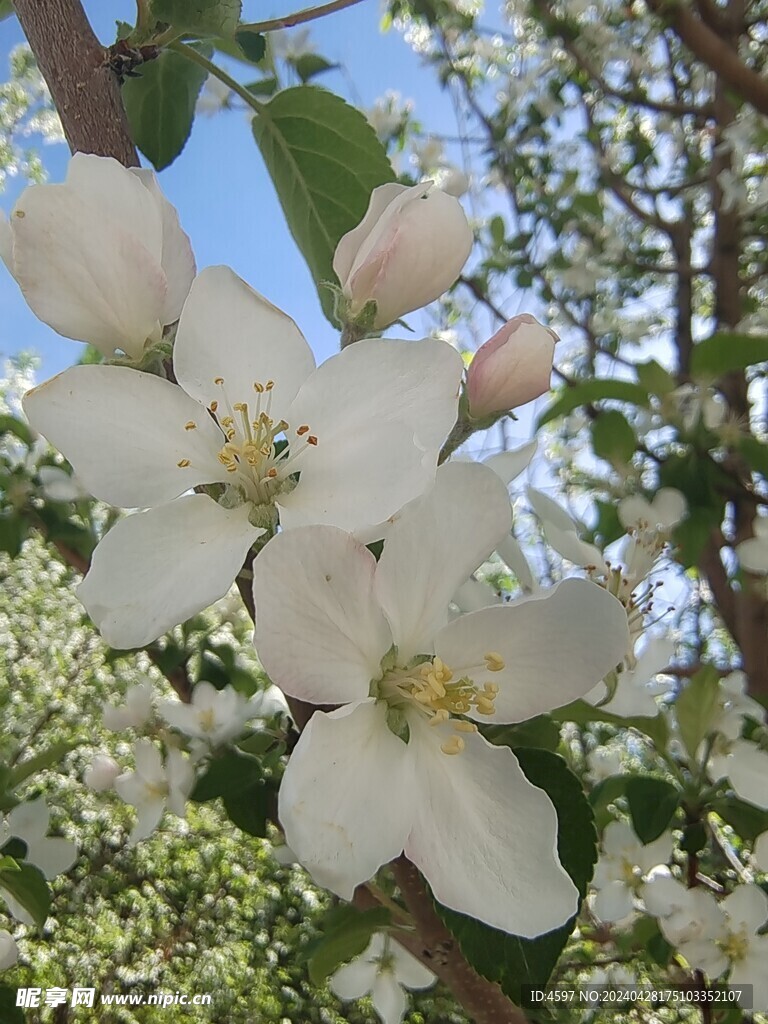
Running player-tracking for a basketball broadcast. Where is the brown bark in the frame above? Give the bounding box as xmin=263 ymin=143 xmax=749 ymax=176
xmin=14 ymin=0 xmax=139 ymax=165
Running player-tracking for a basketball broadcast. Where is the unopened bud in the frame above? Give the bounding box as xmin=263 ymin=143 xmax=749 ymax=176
xmin=466 ymin=314 xmax=557 ymax=419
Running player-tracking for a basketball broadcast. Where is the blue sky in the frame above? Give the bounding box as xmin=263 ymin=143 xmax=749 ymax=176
xmin=0 ymin=0 xmax=463 ymax=380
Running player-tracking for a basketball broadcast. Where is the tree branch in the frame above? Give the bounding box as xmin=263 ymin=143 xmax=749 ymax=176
xmin=14 ymin=0 xmax=138 ymax=165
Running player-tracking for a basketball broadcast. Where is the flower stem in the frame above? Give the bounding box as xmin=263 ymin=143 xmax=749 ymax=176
xmin=239 ymin=0 xmax=367 ymax=35
xmin=169 ymin=41 xmax=266 ymax=116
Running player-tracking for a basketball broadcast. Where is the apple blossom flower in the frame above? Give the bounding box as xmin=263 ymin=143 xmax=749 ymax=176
xmin=24 ymin=265 xmax=462 ymax=649
xmin=585 ymin=636 xmax=674 ymax=718
xmin=0 ymin=931 xmax=18 ymax=971
xmin=103 ymin=681 xmax=153 ymax=732
xmin=586 ymin=746 xmax=624 ymax=783
xmin=114 ymin=740 xmax=196 ymax=845
xmin=642 ymin=867 xmax=727 ymax=975
xmin=710 ymin=670 xmax=765 ymax=740
xmin=158 ymin=682 xmax=260 ymax=747
xmin=0 ymin=153 xmax=195 ymax=360
xmin=591 ymin=821 xmax=672 ymax=923
xmin=252 ymin=461 xmax=630 ymax=935
xmin=735 ymin=517 xmax=768 ymax=575
xmin=466 ymin=315 xmax=558 ymax=420
xmin=618 ymin=489 xmax=687 ymax=534
xmin=333 ymin=181 xmax=473 ymax=329
xmin=718 ymin=885 xmax=768 ymax=1007
xmin=330 ymin=932 xmax=436 ymax=1024
xmin=84 ymin=754 xmax=121 ymax=792
xmin=0 ymin=799 xmax=78 ymax=924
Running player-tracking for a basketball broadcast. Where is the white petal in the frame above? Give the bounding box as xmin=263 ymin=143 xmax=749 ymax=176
xmin=129 ymin=798 xmax=166 ymax=844
xmin=0 ymin=930 xmax=18 ymax=971
xmin=329 ymin=958 xmax=377 ymax=1000
xmin=725 ymin=742 xmax=768 ymax=810
xmin=165 ymin=749 xmax=196 ymax=815
xmin=390 ymin=942 xmax=436 ymax=990
xmin=651 ymin=488 xmax=687 ymax=528
xmin=483 ymin=440 xmax=537 ymax=485
xmin=333 ymin=183 xmax=414 ymax=286
xmin=23 ymin=364 xmax=225 ymax=508
xmin=405 ymin=723 xmax=578 ymax=936
xmin=497 ymin=532 xmax=537 ymax=592
xmin=617 ymin=495 xmax=654 ymax=530
xmin=279 ymin=338 xmax=463 ymax=535
xmin=592 ymin=882 xmax=634 ymax=923
xmin=754 ymin=832 xmax=768 ymax=873
xmin=527 ymin=487 xmax=580 ymax=532
xmin=452 ymin=577 xmax=501 ymax=613
xmin=542 ymin=522 xmax=609 ymax=573
xmin=0 ymin=210 xmax=12 ymax=271
xmin=375 ymin=461 xmax=511 ymax=661
xmin=371 ymin=971 xmax=408 ymax=1024
xmin=78 ymin=497 xmax=261 ymax=648
xmin=252 ymin=526 xmax=392 ymax=704
xmin=435 ymin=579 xmax=630 ymax=723
xmin=11 ymin=176 xmax=166 ymax=358
xmin=722 ymin=883 xmax=768 ymax=933
xmin=133 ymin=738 xmax=165 ymax=785
xmin=8 ymin=798 xmax=50 ymax=841
xmin=278 ymin=701 xmax=415 ymax=899
xmin=736 ymin=536 xmax=768 ymax=575
xmin=130 ymin=167 xmax=195 ymax=323
xmin=173 ymin=266 xmax=315 ymax=414
xmin=635 ymin=832 xmax=673 ymax=874
xmin=26 ymin=836 xmax=78 ymax=880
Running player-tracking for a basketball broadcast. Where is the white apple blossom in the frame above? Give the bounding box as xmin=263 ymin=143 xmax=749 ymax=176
xmin=0 ymin=799 xmax=78 ymax=924
xmin=0 ymin=154 xmax=195 ymax=360
xmin=617 ymin=489 xmax=687 ymax=535
xmin=333 ymin=181 xmax=473 ymax=329
xmin=710 ymin=670 xmax=765 ymax=740
xmin=586 ymin=746 xmax=624 ymax=783
xmin=585 ymin=637 xmax=674 ymax=718
xmin=592 ymin=821 xmax=673 ymax=923
xmin=735 ymin=518 xmax=768 ymax=575
xmin=642 ymin=867 xmax=727 ymax=975
xmin=718 ymin=885 xmax=768 ymax=1008
xmin=84 ymin=754 xmax=121 ymax=792
xmin=158 ymin=682 xmax=260 ymax=747
xmin=24 ymin=265 xmax=462 ymax=648
xmin=252 ymin=461 xmax=629 ymax=935
xmin=103 ymin=681 xmax=153 ymax=732
xmin=330 ymin=933 xmax=436 ymax=1024
xmin=708 ymin=737 xmax=768 ymax=810
xmin=466 ymin=315 xmax=558 ymax=419
xmin=114 ymin=740 xmax=196 ymax=845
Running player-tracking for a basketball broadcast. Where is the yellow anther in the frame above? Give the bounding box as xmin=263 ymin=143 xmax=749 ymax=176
xmin=441 ymin=736 xmax=465 ymax=756
xmin=14 ymin=210 xmax=25 ymax=219
xmin=253 ymin=382 xmax=265 ymax=393
xmin=267 ymin=468 xmax=278 ymax=478
xmin=475 ymin=698 xmax=496 ymax=716
xmin=265 ymin=380 xmax=275 ymax=390
xmin=454 ymin=721 xmax=478 ymax=733
xmin=214 ymin=376 xmax=225 ymax=385
xmin=209 ymin=400 xmax=218 ymax=412
xmin=177 ymin=459 xmax=191 ymax=468
xmin=308 ymin=435 xmax=318 ymax=446
xmin=296 ymin=424 xmax=310 ymax=436
xmin=483 ymin=651 xmax=505 ymax=672
xmin=221 ymin=416 xmax=234 ymax=427
xmin=184 ymin=421 xmax=197 ymax=431
xmin=428 ymin=709 xmax=450 ymax=726
xmin=233 ymin=402 xmax=247 ymax=412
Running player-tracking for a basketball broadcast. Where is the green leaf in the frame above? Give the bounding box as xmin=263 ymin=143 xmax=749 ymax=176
xmin=244 ymin=77 xmax=278 ymax=97
xmin=590 ymin=410 xmax=636 ymax=466
xmin=0 ymin=514 xmax=27 ymax=559
xmin=589 ymin=775 xmax=629 ymax=831
xmin=537 ymin=380 xmax=651 ymax=428
xmin=0 ymin=856 xmax=20 ymax=873
xmin=306 ymin=906 xmax=391 ymax=985
xmin=738 ymin=436 xmax=768 ymax=480
xmin=223 ymin=784 xmax=270 ymax=837
xmin=712 ymin=796 xmax=768 ymax=841
xmin=235 ymin=28 xmax=266 ymax=63
xmin=251 ymin=86 xmax=395 ymax=323
xmin=0 ymin=862 xmax=51 ymax=928
xmin=0 ymin=414 xmax=34 ymax=447
xmin=0 ymin=0 xmax=14 ymax=22
xmin=482 ymin=714 xmax=560 ymax=751
xmin=151 ymin=0 xmax=240 ymax=37
xmin=437 ymin=749 xmax=597 ymax=1005
xmin=635 ymin=359 xmax=676 ymax=396
xmin=624 ymin=777 xmax=679 ymax=843
xmin=0 ymin=985 xmax=24 ymax=1024
xmin=674 ymin=665 xmax=721 ymax=761
xmin=291 ymin=54 xmax=338 ymax=83
xmin=553 ymin=699 xmax=669 ymax=750
xmin=690 ymin=331 xmax=768 ymax=379
xmin=123 ymin=47 xmax=209 ymax=170
xmin=191 ymin=750 xmax=261 ymax=801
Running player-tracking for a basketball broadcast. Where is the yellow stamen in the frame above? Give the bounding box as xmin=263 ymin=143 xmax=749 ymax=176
xmin=177 ymin=459 xmax=191 ymax=468
xmin=484 ymin=651 xmax=505 ymax=672
xmin=454 ymin=721 xmax=478 ymax=733
xmin=214 ymin=376 xmax=225 ymax=385
xmin=184 ymin=421 xmax=196 ymax=431
xmin=441 ymin=736 xmax=465 ymax=755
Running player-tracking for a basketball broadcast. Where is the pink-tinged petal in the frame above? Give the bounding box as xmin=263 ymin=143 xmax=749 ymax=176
xmin=371 ymin=971 xmax=407 ymax=1024
xmin=78 ymin=497 xmax=262 ymax=649
xmin=467 ymin=316 xmax=557 ymax=418
xmin=375 ymin=461 xmax=512 ymax=662
xmin=333 ymin=182 xmax=414 ymax=286
xmin=278 ymin=701 xmax=416 ymax=899
xmin=130 ymin=167 xmax=195 ymax=323
xmin=435 ymin=579 xmax=630 ymax=723
xmin=173 ymin=266 xmax=315 ymax=415
xmin=23 ymin=364 xmax=226 ymax=508
xmin=405 ymin=723 xmax=578 ymax=936
xmin=10 ymin=181 xmax=166 ymax=359
xmin=252 ymin=526 xmax=392 ymax=704
xmin=279 ymin=338 xmax=463 ymax=535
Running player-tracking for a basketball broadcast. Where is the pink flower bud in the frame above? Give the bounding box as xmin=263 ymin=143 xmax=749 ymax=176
xmin=466 ymin=315 xmax=558 ymax=418
xmin=333 ymin=181 xmax=473 ymax=328
xmin=84 ymin=754 xmax=121 ymax=792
